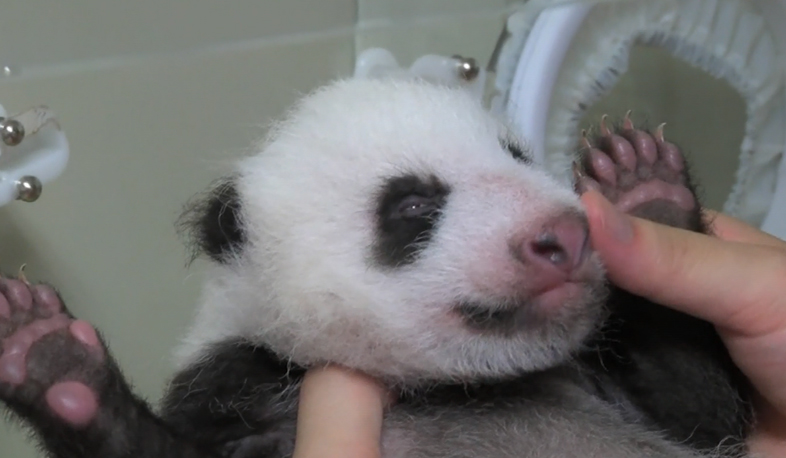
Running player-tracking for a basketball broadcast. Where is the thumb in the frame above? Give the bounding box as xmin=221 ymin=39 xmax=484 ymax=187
xmin=580 ymin=190 xmax=786 ymax=337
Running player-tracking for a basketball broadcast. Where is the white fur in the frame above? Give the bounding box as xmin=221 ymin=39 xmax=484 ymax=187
xmin=175 ymin=78 xmax=606 ymax=384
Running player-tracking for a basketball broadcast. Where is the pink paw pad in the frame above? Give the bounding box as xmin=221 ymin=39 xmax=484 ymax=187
xmin=615 ymin=181 xmax=696 ymax=213
xmin=1 ymin=279 xmax=33 ymax=311
xmin=577 ymin=118 xmax=695 ymax=215
xmin=0 ymin=294 xmax=9 ymax=319
xmin=621 ymin=128 xmax=658 ymax=165
xmin=45 ymin=381 xmax=99 ymax=427
xmin=69 ymin=320 xmax=104 ymax=357
xmin=588 ymin=149 xmax=617 ymax=187
xmin=33 ymin=284 xmax=63 ymax=316
xmin=600 ymin=134 xmax=637 ymax=171
xmin=656 ymin=137 xmax=685 ymax=172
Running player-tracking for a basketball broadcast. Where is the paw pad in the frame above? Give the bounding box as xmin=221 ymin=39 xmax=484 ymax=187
xmin=0 ymin=314 xmax=72 ymax=384
xmin=576 ymin=114 xmax=698 ymax=227
xmin=45 ymin=381 xmax=99 ymax=426
xmin=0 ymin=275 xmax=105 ymax=427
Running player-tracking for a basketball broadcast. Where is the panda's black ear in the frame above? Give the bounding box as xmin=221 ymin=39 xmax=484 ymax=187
xmin=177 ymin=177 xmax=246 ymax=264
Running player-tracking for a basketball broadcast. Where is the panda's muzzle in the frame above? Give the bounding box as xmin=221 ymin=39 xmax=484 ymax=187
xmin=456 ymin=302 xmax=517 ymax=328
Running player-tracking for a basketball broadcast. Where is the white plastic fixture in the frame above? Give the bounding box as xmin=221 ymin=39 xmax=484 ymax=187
xmin=354 ymin=48 xmax=488 ymax=101
xmin=494 ymin=0 xmax=786 ymax=240
xmin=499 ymin=3 xmax=593 ymax=166
xmin=0 ymin=104 xmax=69 ymax=207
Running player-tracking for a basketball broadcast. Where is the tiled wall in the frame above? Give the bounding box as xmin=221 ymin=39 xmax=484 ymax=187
xmin=357 ymin=0 xmax=508 ymax=63
xmin=0 ymin=1 xmax=509 ymax=455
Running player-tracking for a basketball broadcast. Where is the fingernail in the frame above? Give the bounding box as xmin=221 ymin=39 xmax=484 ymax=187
xmin=601 ymin=197 xmax=634 ymax=243
xmin=584 ymin=190 xmax=634 ymax=244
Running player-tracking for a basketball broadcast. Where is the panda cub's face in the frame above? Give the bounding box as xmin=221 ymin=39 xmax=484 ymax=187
xmin=185 ymin=78 xmax=607 ymax=385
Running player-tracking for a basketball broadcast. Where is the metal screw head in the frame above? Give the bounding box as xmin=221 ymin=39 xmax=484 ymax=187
xmin=16 ymin=176 xmax=42 ymax=202
xmin=1 ymin=118 xmax=25 ymax=146
xmin=453 ymin=55 xmax=480 ymax=82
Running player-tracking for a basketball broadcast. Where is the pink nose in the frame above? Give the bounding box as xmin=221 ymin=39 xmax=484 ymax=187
xmin=515 ymin=213 xmax=590 ymax=291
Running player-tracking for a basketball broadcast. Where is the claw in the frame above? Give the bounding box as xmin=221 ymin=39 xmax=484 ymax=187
xmin=18 ymin=263 xmax=29 ymax=284
xmin=623 ymin=110 xmax=634 ymax=130
xmin=600 ymin=114 xmax=611 ymax=137
xmin=655 ymin=123 xmax=666 ymax=143
xmin=572 ymin=161 xmax=587 ymax=193
xmin=580 ymin=129 xmax=592 ymax=150
xmin=573 ymin=165 xmax=600 ymax=194
xmin=572 ymin=161 xmax=585 ymax=181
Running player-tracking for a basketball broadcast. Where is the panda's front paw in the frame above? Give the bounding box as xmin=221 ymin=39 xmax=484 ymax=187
xmin=0 ymin=275 xmax=107 ymax=428
xmin=575 ymin=114 xmax=702 ymax=231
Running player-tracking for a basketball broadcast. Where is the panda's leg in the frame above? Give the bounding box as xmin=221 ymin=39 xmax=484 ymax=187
xmin=576 ymin=115 xmax=703 ymax=233
xmin=0 ymin=275 xmax=219 ymax=458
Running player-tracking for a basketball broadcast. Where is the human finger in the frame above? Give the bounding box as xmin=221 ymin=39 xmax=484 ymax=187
xmin=580 ymin=190 xmax=786 ymax=337
xmin=702 ymin=209 xmax=786 ymax=249
xmin=292 ymin=365 xmax=390 ymax=458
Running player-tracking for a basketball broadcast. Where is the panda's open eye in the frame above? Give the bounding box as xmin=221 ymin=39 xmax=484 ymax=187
xmin=396 ymin=195 xmax=441 ymax=219
xmin=373 ymin=174 xmax=450 ymax=268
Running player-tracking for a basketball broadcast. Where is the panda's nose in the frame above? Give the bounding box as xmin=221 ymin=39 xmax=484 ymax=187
xmin=516 ymin=213 xmax=590 ymax=288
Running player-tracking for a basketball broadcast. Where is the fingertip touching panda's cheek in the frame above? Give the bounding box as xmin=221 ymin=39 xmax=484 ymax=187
xmin=372 ymin=174 xmax=450 ymax=268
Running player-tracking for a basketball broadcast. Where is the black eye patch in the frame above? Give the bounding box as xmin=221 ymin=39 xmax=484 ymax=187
xmin=372 ymin=174 xmax=450 ymax=268
xmin=503 ymin=140 xmax=532 ymax=164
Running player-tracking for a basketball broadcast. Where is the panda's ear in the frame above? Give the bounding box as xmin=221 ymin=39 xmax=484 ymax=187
xmin=178 ymin=177 xmax=246 ymax=264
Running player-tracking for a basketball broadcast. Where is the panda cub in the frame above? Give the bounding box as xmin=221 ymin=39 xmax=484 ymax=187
xmin=0 ymin=77 xmax=752 ymax=458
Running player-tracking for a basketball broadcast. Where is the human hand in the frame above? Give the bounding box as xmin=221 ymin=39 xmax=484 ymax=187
xmin=581 ymin=190 xmax=786 ymax=456
xmin=292 ymin=365 xmax=391 ymax=458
